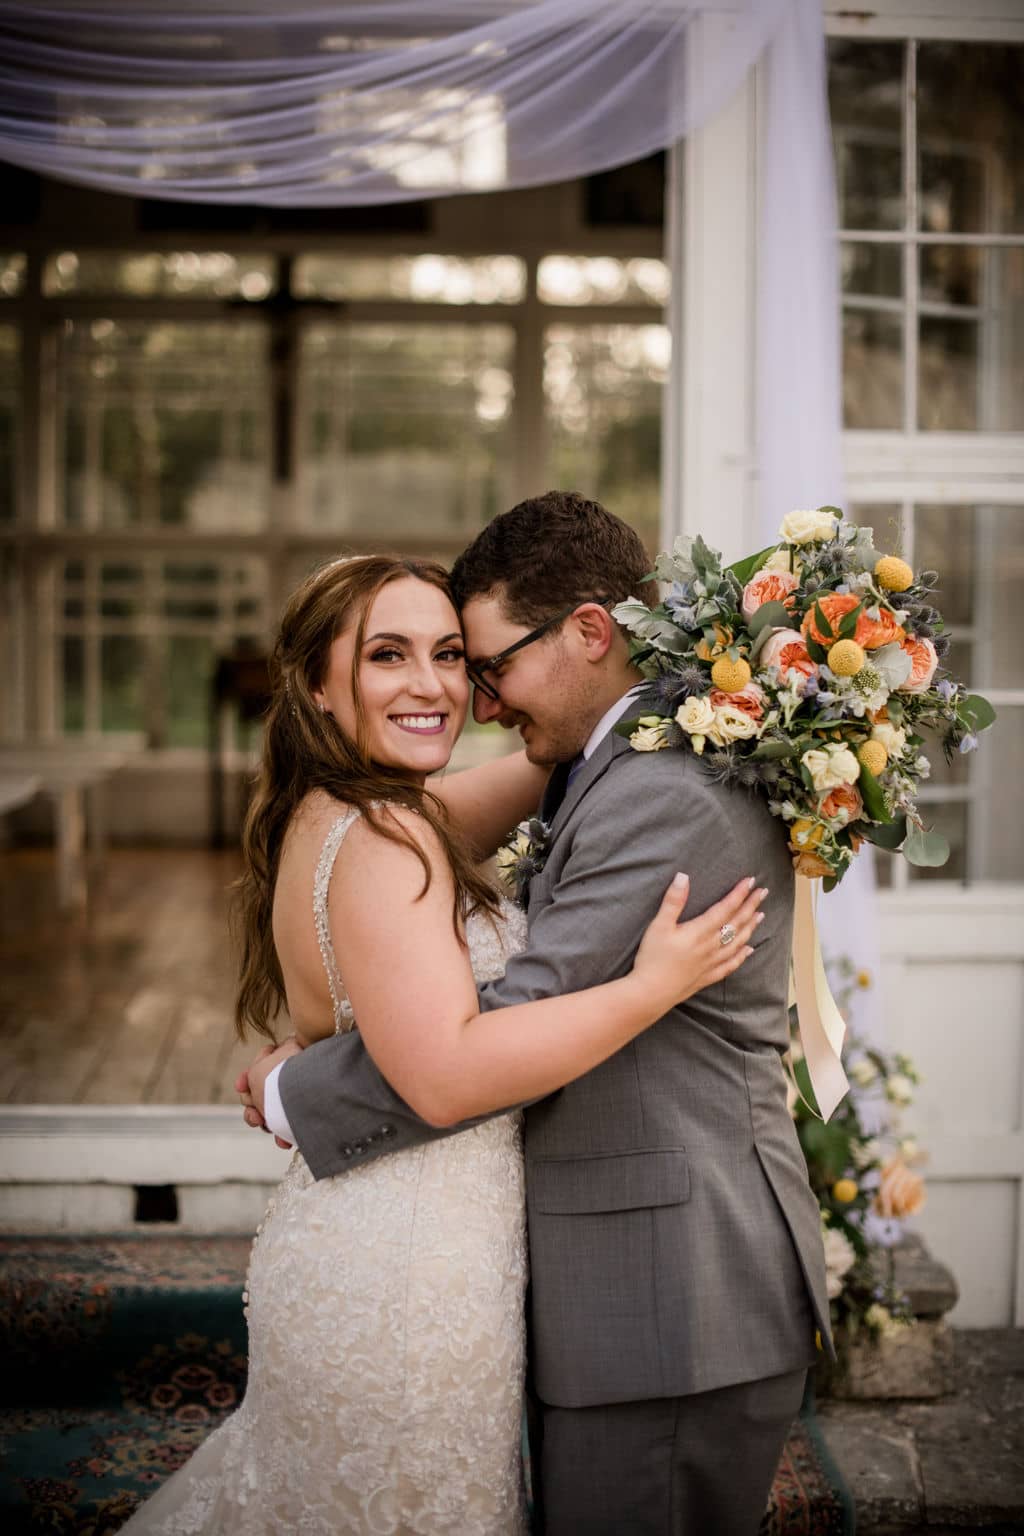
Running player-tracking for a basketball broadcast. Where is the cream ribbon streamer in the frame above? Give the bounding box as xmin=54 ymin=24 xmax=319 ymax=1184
xmin=789 ymin=877 xmax=850 ymax=1120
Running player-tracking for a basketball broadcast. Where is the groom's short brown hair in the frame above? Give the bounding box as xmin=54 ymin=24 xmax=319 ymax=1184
xmin=449 ymin=490 xmax=657 ymax=627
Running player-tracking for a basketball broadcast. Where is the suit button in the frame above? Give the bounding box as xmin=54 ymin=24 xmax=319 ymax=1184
xmin=353 ymin=1141 xmax=366 ymax=1154
xmin=381 ymin=1124 xmax=395 ymax=1139
xmin=341 ymin=1144 xmax=353 ymax=1157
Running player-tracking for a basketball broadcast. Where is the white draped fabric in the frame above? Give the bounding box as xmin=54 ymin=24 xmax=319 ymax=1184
xmin=0 ymin=1 xmax=790 ymax=205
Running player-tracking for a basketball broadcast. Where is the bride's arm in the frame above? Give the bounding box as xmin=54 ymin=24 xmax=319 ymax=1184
xmin=326 ymin=810 xmax=761 ymax=1127
xmin=430 ymin=750 xmax=551 ymax=860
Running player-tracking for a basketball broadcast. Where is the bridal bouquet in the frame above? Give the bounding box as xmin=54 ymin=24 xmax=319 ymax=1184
xmin=613 ymin=506 xmax=995 ymax=887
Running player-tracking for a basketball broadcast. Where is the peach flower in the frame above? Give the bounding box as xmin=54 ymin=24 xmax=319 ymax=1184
xmin=873 ymin=1159 xmax=926 ymax=1220
xmin=759 ymin=628 xmax=818 ymax=690
xmin=801 ymin=593 xmax=905 ymax=651
xmin=709 ymin=681 xmax=766 ymax=721
xmin=792 ymin=850 xmax=833 ymax=879
xmin=820 ymin=783 xmax=864 ymax=824
xmin=741 ymin=569 xmax=798 ymax=622
xmin=898 ymin=635 xmax=938 ymax=694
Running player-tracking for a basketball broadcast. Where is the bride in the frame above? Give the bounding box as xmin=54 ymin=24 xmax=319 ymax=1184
xmin=120 ymin=554 xmax=764 ymax=1536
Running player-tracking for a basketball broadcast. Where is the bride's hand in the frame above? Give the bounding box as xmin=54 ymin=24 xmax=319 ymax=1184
xmin=631 ymin=874 xmax=766 ymax=1014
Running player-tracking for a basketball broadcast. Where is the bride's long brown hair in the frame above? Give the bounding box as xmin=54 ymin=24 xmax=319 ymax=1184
xmin=234 ymin=554 xmax=500 ymax=1041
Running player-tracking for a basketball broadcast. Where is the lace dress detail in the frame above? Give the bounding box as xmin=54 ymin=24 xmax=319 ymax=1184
xmin=121 ymin=812 xmax=529 ymax=1536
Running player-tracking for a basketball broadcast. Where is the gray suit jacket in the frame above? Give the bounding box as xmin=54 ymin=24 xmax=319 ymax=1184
xmin=280 ymin=709 xmax=832 ymax=1408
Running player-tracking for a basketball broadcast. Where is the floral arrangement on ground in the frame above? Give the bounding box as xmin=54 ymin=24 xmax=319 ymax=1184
xmin=792 ymin=959 xmax=926 ymax=1353
xmin=613 ymin=506 xmax=995 ymax=886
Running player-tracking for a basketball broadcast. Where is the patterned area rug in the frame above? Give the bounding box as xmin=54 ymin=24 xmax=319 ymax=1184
xmin=0 ymin=1235 xmax=853 ymax=1535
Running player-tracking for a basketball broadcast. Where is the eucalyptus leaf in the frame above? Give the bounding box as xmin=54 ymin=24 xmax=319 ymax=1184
xmin=903 ymin=825 xmax=950 ymax=867
xmin=857 ymin=763 xmax=893 ymax=824
xmin=611 ymin=603 xmax=688 ymax=656
xmin=751 ymin=739 xmax=798 ymax=759
xmin=961 ymin=693 xmax=997 ymax=732
xmin=862 ymin=816 xmax=908 ymax=851
xmin=726 ymin=543 xmax=777 ymax=587
xmin=748 ymin=600 xmax=791 ymax=638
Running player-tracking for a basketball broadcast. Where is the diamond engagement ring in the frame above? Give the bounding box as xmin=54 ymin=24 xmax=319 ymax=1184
xmin=718 ymin=922 xmax=737 ymax=947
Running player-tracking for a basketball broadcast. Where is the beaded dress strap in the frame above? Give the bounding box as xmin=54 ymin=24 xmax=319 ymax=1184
xmin=313 ymin=810 xmax=360 ymax=1031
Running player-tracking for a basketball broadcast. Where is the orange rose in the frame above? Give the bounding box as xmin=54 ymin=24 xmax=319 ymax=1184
xmin=741 ymin=569 xmax=798 ymax=622
xmin=695 ymin=622 xmax=735 ymax=661
xmin=709 ymin=681 xmax=766 ymax=721
xmin=792 ymin=850 xmax=833 ymax=879
xmin=820 ymin=783 xmax=864 ymax=823
xmin=873 ymin=1160 xmax=926 ymax=1220
xmin=801 ymin=593 xmax=905 ymax=651
xmin=857 ymin=607 xmax=906 ymax=650
xmin=801 ymin=593 xmax=859 ymax=646
xmin=760 ymin=628 xmax=818 ymax=690
xmin=898 ymin=635 xmax=938 ymax=693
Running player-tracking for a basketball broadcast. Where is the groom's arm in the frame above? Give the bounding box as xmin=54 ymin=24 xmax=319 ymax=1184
xmin=277 ymin=753 xmax=742 ymax=1180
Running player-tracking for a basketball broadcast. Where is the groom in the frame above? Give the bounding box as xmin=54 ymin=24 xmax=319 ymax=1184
xmin=243 ymin=491 xmax=831 ymax=1534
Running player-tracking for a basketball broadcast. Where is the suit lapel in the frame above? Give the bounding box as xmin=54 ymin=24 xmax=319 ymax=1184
xmin=543 ymin=697 xmax=640 ymax=850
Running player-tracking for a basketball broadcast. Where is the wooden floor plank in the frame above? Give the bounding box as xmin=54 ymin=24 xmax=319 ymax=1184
xmin=0 ymin=847 xmax=253 ymax=1106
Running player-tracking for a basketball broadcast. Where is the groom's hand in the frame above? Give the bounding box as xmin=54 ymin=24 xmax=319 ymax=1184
xmin=236 ymin=1037 xmax=303 ymax=1148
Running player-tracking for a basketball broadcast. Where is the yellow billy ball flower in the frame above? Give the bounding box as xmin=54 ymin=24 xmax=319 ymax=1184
xmin=875 ymin=555 xmax=914 ymax=593
xmin=788 ymin=817 xmax=826 ymax=851
xmin=710 ymin=655 xmax=752 ymax=693
xmin=857 ymin=739 xmax=888 ymax=777
xmin=832 ymin=1178 xmax=858 ymax=1204
xmin=827 ymin=638 xmax=866 ymax=676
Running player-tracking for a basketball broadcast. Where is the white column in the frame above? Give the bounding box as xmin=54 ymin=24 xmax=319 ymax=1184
xmin=662 ymin=17 xmax=759 ymax=564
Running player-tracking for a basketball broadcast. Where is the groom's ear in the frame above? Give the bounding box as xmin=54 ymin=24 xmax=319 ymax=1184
xmin=571 ymin=602 xmax=615 ymax=662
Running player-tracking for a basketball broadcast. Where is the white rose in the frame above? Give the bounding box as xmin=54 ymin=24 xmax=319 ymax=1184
xmin=850 ymin=1058 xmax=879 ymax=1088
xmin=851 ymin=1136 xmax=883 ymax=1170
xmin=886 ymin=1072 xmax=914 ymax=1106
xmin=865 ymin=1302 xmax=901 ymax=1338
xmin=871 ymin=721 xmax=907 ymax=759
xmin=822 ymin=1225 xmax=856 ymax=1299
xmin=779 ymin=508 xmax=840 ymax=545
xmin=762 ymin=545 xmax=802 ymax=577
xmin=675 ymin=696 xmax=716 ymax=737
xmin=801 ymin=743 xmax=861 ymax=793
xmin=711 ymin=704 xmax=761 ymax=744
xmin=630 ymin=720 xmax=670 ymax=752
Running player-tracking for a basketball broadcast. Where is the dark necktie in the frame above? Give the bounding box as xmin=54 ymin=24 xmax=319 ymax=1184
xmin=541 ymin=754 xmax=585 ymax=822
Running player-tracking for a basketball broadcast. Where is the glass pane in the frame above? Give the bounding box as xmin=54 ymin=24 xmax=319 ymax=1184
xmin=300 ymin=323 xmax=515 ymax=542
xmin=841 ymin=242 xmax=902 ymax=300
xmin=847 ymin=503 xmax=904 ymax=559
xmin=909 ymin=800 xmax=967 ymax=883
xmin=166 ymin=635 xmax=214 ymax=747
xmin=537 ymin=256 xmax=669 ymax=307
xmin=914 ymin=505 xmax=974 ymax=626
xmin=842 ymin=309 xmax=903 ymax=428
xmin=917 ymin=43 xmax=1024 ymax=235
xmin=44 ymin=251 xmax=276 ymax=300
xmin=827 ymin=40 xmax=904 ymax=231
xmin=57 ymin=321 xmax=270 ymax=530
xmin=977 ymin=707 xmax=1024 ymax=881
xmin=0 ymin=326 xmax=17 ymax=524
xmin=915 ymin=504 xmax=1023 ymax=694
xmin=295 ymin=254 xmax=525 ymax=304
xmin=62 ymin=636 xmax=84 ymax=733
xmin=100 ymin=634 xmax=143 ymax=733
xmin=543 ymin=323 xmax=668 ymax=555
xmin=0 ymin=255 xmax=25 ymax=299
xmin=918 ymin=248 xmax=1024 ymax=431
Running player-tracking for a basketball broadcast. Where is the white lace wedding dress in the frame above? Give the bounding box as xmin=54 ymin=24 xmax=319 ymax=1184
xmin=121 ymin=809 xmax=530 ymax=1536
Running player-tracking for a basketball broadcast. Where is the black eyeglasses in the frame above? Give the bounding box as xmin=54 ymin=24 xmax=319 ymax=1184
xmin=466 ymin=598 xmax=613 ymax=701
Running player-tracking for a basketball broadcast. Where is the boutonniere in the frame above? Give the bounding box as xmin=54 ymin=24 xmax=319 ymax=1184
xmin=495 ymin=817 xmax=552 ymax=909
